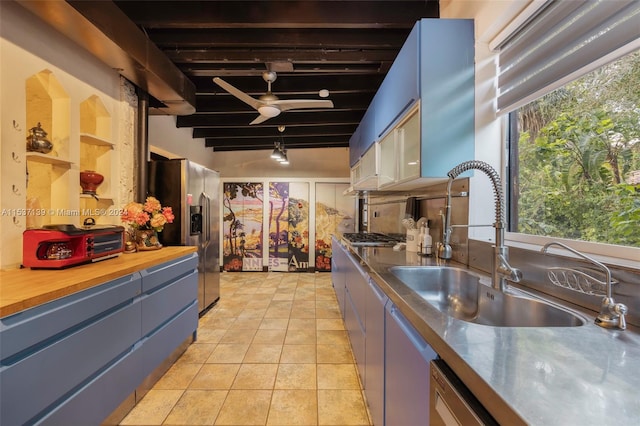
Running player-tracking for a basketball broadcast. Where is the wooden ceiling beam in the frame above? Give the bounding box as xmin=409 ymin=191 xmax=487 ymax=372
xmin=114 ymin=1 xmax=438 ymax=29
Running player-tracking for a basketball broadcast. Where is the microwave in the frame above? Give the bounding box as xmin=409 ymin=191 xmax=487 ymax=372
xmin=23 ymin=224 xmax=125 ymax=269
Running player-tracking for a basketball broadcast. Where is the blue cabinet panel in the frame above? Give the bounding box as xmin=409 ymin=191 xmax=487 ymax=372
xmin=364 ymin=279 xmax=388 ymax=426
xmin=359 ymin=102 xmax=377 ymax=155
xmin=375 ymin=23 xmax=419 ymax=138
xmin=349 ymin=124 xmax=362 ymax=167
xmin=331 ymin=238 xmax=347 ymax=317
xmin=140 ymin=252 xmax=198 ymax=293
xmin=35 ymin=342 xmax=144 ymax=426
xmin=141 ymin=269 xmax=198 ymax=337
xmin=385 ymin=302 xmax=436 ymax=426
xmin=0 ymin=273 xmax=140 ymax=361
xmin=345 ymin=255 xmax=367 ymax=325
xmin=344 ymin=287 xmax=366 ymax=382
xmin=419 ymin=19 xmax=475 ymax=178
xmin=0 ymin=301 xmax=141 ymax=426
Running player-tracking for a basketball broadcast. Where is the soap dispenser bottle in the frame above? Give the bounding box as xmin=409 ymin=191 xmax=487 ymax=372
xmin=421 ymin=221 xmax=432 ymax=256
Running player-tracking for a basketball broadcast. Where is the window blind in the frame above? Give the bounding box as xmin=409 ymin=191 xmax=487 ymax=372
xmin=496 ymin=0 xmax=640 ymax=114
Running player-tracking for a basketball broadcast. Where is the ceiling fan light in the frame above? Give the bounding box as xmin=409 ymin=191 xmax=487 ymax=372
xmin=319 ymin=89 xmax=330 ymax=98
xmin=258 ymin=105 xmax=281 ymax=118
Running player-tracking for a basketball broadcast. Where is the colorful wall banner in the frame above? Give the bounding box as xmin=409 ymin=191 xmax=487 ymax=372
xmin=222 ymin=182 xmax=264 ymax=271
xmin=268 ymin=182 xmax=310 ymax=272
xmin=315 ymin=183 xmax=355 ymax=271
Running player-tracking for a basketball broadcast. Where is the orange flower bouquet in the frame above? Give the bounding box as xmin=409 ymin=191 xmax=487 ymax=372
xmin=121 ymin=196 xmax=174 ymax=232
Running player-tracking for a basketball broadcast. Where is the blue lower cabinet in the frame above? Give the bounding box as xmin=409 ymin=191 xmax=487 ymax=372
xmin=364 ymin=279 xmax=387 ymax=426
xmin=0 ymin=254 xmax=199 ymax=425
xmin=0 ymin=276 xmax=141 ymax=426
xmin=385 ymin=302 xmax=436 ymax=426
xmin=344 ymin=287 xmax=366 ymax=382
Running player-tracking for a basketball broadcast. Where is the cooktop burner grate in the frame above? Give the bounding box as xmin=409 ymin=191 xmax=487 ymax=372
xmin=342 ymin=232 xmax=406 ymax=246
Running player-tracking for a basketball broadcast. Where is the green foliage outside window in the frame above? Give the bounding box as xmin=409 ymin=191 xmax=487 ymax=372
xmin=515 ymin=51 xmax=640 ymax=247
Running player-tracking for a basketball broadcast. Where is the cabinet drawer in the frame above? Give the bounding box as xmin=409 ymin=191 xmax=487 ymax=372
xmin=140 ymin=253 xmax=198 ymax=293
xmin=140 ymin=301 xmax=198 ymax=379
xmin=0 ymin=273 xmax=140 ymax=361
xmin=141 ymin=269 xmax=198 ymax=336
xmin=35 ymin=342 xmax=144 ymax=426
xmin=0 ymin=301 xmax=141 ymax=426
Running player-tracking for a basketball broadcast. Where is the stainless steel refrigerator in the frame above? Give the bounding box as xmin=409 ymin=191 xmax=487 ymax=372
xmin=148 ymin=159 xmax=220 ymax=313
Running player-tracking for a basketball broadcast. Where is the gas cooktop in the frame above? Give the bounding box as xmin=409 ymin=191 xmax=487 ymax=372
xmin=342 ymin=232 xmax=406 ymax=247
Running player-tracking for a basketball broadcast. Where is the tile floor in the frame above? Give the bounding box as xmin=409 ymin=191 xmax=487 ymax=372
xmin=119 ymin=272 xmax=372 ymax=426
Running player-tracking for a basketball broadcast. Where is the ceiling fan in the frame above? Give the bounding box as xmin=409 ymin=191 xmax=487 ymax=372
xmin=213 ymin=72 xmax=334 ymax=125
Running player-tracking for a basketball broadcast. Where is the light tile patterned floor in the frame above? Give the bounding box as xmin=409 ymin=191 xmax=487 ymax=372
xmin=120 ymin=272 xmax=372 ymax=426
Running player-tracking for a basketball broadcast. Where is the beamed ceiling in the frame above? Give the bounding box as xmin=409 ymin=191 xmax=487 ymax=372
xmin=109 ymin=1 xmax=440 ymax=152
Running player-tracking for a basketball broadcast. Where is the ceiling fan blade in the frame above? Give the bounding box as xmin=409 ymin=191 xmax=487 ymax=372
xmin=273 ymin=99 xmax=335 ymax=112
xmin=213 ymin=77 xmax=262 ymax=110
xmin=249 ymin=114 xmax=272 ymax=125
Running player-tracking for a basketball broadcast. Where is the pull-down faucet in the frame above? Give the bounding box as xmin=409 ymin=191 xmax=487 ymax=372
xmin=438 ymin=160 xmax=522 ymax=292
xmin=541 ymin=241 xmax=627 ymax=330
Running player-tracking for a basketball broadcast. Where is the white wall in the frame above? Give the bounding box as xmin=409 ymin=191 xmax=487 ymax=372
xmin=0 ymin=2 xmax=134 ymax=269
xmin=148 ymin=115 xmax=217 ymax=170
xmin=440 ymin=0 xmax=530 ymax=242
xmin=211 ymin=148 xmax=350 ymax=178
xmin=148 ymin=116 xmax=350 ymax=178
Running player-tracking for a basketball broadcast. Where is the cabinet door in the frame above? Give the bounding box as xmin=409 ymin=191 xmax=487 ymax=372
xmin=360 ymin=103 xmax=377 ymax=154
xmin=377 ymin=129 xmax=397 ymax=188
xmin=375 ymin=22 xmax=419 ymax=138
xmin=419 ymin=19 xmax=475 ymax=178
xmin=354 ymin=143 xmax=378 ymax=190
xmin=364 ymin=278 xmax=388 ymax=426
xmin=331 ymin=237 xmax=347 ymax=317
xmin=385 ymin=302 xmax=436 ymax=426
xmin=397 ymin=108 xmax=421 ymax=182
xmin=344 ymin=287 xmax=366 ymax=382
xmin=349 ymin=124 xmax=362 ymax=167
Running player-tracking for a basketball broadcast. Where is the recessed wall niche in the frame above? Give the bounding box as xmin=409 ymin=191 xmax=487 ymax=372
xmin=79 ymin=95 xmax=115 ymax=225
xmin=25 ymin=69 xmax=72 ymax=226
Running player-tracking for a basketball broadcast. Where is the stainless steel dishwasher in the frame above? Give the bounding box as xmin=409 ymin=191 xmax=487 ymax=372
xmin=430 ymin=359 xmax=498 ymax=426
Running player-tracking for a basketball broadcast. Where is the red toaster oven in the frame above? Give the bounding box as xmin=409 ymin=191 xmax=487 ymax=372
xmin=23 ymin=224 xmax=125 ymax=269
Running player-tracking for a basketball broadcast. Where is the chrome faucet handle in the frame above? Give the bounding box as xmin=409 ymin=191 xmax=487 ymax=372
xmin=596 ymin=298 xmax=628 ymax=330
xmin=614 ymin=303 xmax=628 ymax=330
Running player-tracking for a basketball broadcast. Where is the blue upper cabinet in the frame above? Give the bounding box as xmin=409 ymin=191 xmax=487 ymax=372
xmin=349 ymin=19 xmax=475 ymax=182
xmin=374 ymin=22 xmax=420 ymax=140
xmin=418 ymin=19 xmax=475 ymax=179
xmin=349 ymin=124 xmax=362 ymax=167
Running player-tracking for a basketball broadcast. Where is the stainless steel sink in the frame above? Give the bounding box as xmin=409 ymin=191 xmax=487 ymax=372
xmin=389 ymin=266 xmax=586 ymax=327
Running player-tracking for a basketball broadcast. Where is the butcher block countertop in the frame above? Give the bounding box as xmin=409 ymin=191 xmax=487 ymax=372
xmin=0 ymin=246 xmax=197 ymax=318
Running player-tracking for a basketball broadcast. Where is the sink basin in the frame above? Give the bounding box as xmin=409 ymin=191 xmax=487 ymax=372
xmin=389 ymin=266 xmax=586 ymax=327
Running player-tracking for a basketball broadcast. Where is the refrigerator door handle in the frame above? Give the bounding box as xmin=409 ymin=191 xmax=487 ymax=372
xmin=198 ymin=192 xmax=208 ymax=249
xmin=201 ymin=192 xmax=212 ymax=248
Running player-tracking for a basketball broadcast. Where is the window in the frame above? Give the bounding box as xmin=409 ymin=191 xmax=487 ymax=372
xmin=493 ymin=0 xmax=640 ymax=258
xmin=508 ymin=51 xmax=640 ymax=249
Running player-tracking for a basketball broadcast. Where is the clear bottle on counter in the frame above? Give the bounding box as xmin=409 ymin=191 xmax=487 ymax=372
xmin=420 ymin=221 xmax=432 ymax=256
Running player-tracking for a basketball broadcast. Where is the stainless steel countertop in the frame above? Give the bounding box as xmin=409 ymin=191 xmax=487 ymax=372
xmin=344 ymin=242 xmax=640 ymax=426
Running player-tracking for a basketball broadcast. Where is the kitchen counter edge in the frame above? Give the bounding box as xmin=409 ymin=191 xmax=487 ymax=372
xmin=0 ymin=246 xmax=197 ymax=317
xmin=339 ymin=238 xmax=640 ymax=426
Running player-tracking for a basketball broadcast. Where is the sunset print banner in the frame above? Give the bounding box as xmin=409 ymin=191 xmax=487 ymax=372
xmin=268 ymin=182 xmax=310 ymax=272
xmin=315 ymin=183 xmax=355 ymax=271
xmin=222 ymin=182 xmax=264 ymax=271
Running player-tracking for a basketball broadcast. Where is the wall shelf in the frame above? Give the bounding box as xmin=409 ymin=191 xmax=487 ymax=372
xmin=25 ymin=152 xmax=73 ymax=166
xmin=80 ymin=133 xmax=114 ymax=147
